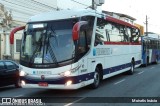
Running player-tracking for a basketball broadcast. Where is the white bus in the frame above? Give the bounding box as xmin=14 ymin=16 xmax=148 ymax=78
xmin=10 ymin=9 xmax=141 ymax=89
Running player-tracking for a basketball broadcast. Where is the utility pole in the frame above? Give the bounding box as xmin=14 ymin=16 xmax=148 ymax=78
xmin=92 ymin=0 xmax=95 ymax=10
xmin=145 ymin=15 xmax=148 ymax=36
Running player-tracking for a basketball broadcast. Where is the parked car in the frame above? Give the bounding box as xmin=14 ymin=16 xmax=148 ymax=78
xmin=0 ymin=60 xmax=21 ymax=88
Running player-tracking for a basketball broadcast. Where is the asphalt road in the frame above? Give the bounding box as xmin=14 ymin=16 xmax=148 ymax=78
xmin=0 ymin=64 xmax=160 ymax=106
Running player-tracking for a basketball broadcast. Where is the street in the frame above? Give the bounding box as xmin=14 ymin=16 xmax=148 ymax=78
xmin=0 ymin=64 xmax=160 ymax=106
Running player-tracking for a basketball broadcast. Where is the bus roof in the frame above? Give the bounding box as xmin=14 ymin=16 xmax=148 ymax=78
xmin=28 ymin=9 xmax=138 ymax=29
xmin=142 ymin=35 xmax=160 ymax=40
xmin=28 ymin=9 xmax=98 ymax=22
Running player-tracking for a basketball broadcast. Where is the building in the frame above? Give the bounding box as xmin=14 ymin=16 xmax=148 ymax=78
xmin=102 ymin=11 xmax=136 ymax=25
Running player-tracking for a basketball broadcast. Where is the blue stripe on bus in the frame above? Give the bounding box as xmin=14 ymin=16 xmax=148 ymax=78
xmin=103 ymin=60 xmax=141 ymax=75
xmin=20 ymin=60 xmax=141 ymax=85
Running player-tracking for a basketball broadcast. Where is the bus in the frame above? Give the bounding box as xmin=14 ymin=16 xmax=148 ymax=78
xmin=141 ymin=33 xmax=160 ymax=66
xmin=10 ymin=9 xmax=141 ymax=89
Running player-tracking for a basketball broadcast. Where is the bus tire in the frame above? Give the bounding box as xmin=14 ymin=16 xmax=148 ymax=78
xmin=127 ymin=61 xmax=135 ymax=75
xmin=91 ymin=67 xmax=100 ymax=89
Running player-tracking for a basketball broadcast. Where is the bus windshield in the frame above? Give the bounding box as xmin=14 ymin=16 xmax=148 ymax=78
xmin=20 ymin=18 xmax=78 ymax=67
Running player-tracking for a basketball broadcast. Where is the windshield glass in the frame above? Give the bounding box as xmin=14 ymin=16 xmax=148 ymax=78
xmin=20 ymin=18 xmax=78 ymax=68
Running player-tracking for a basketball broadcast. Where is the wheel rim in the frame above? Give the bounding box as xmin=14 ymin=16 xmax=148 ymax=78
xmin=94 ymin=71 xmax=99 ymax=86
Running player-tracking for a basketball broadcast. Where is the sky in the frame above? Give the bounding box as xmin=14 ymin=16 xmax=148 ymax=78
xmin=2 ymin=0 xmax=159 ymax=33
xmin=102 ymin=0 xmax=160 ymax=34
xmin=58 ymin=0 xmax=160 ymax=34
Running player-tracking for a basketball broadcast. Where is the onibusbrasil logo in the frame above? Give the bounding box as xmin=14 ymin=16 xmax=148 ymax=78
xmin=0 ymin=98 xmax=45 ymax=106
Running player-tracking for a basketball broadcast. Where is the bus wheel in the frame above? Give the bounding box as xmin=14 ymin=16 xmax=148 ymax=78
xmin=91 ymin=67 xmax=100 ymax=89
xmin=127 ymin=61 xmax=135 ymax=75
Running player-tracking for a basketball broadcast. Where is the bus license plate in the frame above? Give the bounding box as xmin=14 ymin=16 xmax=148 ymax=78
xmin=38 ymin=82 xmax=48 ymax=87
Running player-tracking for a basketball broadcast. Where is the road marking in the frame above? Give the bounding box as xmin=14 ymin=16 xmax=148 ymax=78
xmin=150 ymin=67 xmax=155 ymax=69
xmin=15 ymin=95 xmax=23 ymax=97
xmin=138 ymin=71 xmax=144 ymax=75
xmin=64 ymin=97 xmax=85 ymax=106
xmin=114 ymin=79 xmax=125 ymax=85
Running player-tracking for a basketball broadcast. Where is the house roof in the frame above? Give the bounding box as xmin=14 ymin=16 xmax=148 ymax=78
xmin=102 ymin=11 xmax=136 ymax=21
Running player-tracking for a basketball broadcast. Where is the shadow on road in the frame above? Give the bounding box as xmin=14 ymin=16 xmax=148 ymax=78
xmin=25 ymin=86 xmax=92 ymax=97
xmin=0 ymin=85 xmax=17 ymax=92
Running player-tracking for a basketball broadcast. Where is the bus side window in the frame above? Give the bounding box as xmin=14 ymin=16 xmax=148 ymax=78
xmin=105 ymin=24 xmax=112 ymax=42
xmin=119 ymin=26 xmax=130 ymax=42
xmin=109 ymin=24 xmax=121 ymax=42
xmin=78 ymin=30 xmax=87 ymax=54
xmin=127 ymin=28 xmax=131 ymax=42
xmin=94 ymin=33 xmax=104 ymax=46
xmin=94 ymin=18 xmax=108 ymax=46
xmin=81 ymin=16 xmax=95 ymax=48
xmin=86 ymin=29 xmax=93 ymax=48
xmin=131 ymin=28 xmax=140 ymax=43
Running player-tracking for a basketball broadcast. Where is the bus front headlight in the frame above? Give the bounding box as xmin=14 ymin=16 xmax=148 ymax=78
xmin=64 ymin=71 xmax=71 ymax=76
xmin=60 ymin=70 xmax=71 ymax=77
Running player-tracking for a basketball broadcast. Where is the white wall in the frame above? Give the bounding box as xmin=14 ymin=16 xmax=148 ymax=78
xmin=13 ymin=31 xmax=23 ymax=60
xmin=0 ymin=0 xmax=57 ymax=23
xmin=0 ymin=31 xmax=5 ymax=59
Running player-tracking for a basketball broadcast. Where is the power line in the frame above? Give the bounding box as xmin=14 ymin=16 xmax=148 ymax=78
xmin=0 ymin=0 xmax=52 ymax=17
xmin=15 ymin=0 xmax=49 ymax=11
xmin=71 ymin=0 xmax=90 ymax=7
xmin=3 ymin=5 xmax=37 ymax=16
xmin=31 ymin=0 xmax=57 ymax=10
xmin=1 ymin=0 xmax=49 ymax=12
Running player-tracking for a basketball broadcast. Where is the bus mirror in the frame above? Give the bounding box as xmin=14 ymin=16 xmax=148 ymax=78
xmin=72 ymin=21 xmax=88 ymax=41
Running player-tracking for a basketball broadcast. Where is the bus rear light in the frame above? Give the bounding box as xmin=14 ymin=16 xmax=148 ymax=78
xmin=65 ymin=80 xmax=72 ymax=86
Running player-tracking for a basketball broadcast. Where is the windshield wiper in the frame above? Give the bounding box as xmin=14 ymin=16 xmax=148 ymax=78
xmin=45 ymin=30 xmax=59 ymax=66
xmin=29 ymin=33 xmax=43 ymax=64
xmin=46 ymin=29 xmax=59 ymax=52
